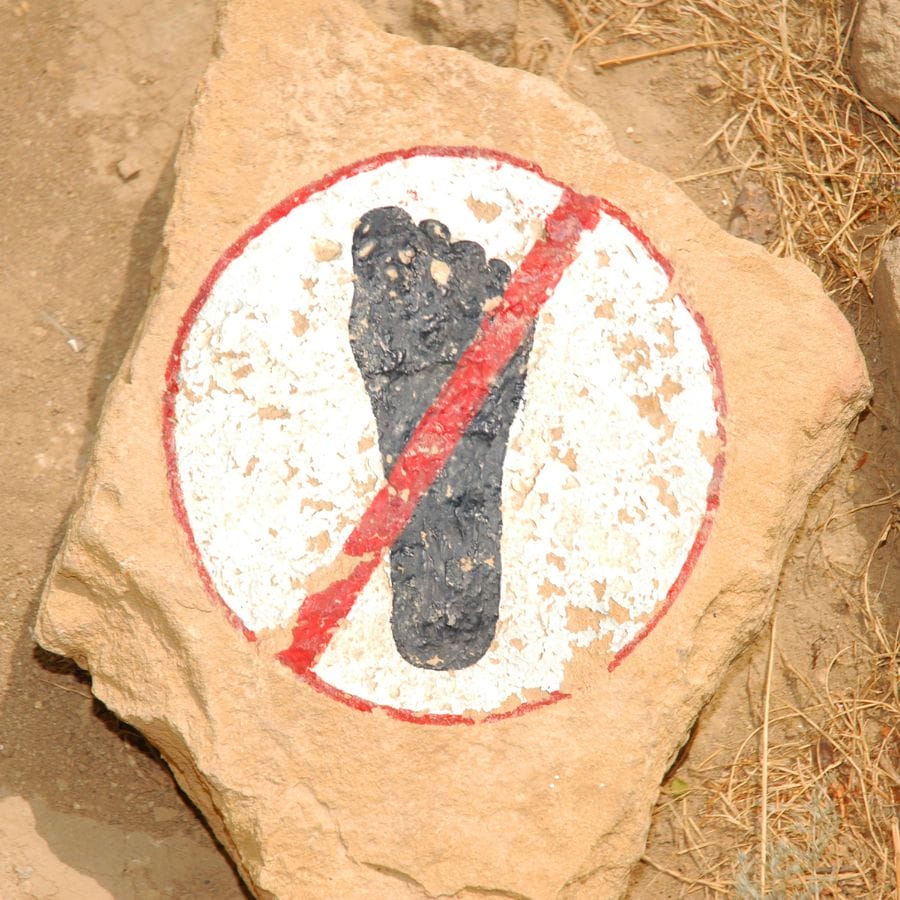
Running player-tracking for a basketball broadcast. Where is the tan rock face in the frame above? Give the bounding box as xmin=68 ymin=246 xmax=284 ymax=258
xmin=413 ymin=0 xmax=519 ymax=64
xmin=851 ymin=0 xmax=900 ymax=122
xmin=873 ymin=238 xmax=900 ymax=396
xmin=35 ymin=1 xmax=870 ymax=897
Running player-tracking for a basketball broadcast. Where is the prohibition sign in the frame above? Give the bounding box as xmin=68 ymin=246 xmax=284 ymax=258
xmin=163 ymin=147 xmax=726 ymax=724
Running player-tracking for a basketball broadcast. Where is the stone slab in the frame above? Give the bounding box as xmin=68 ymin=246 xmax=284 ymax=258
xmin=35 ymin=1 xmax=870 ymax=897
xmin=874 ymin=238 xmax=900 ymax=396
xmin=851 ymin=0 xmax=900 ymax=122
xmin=414 ymin=0 xmax=518 ymax=64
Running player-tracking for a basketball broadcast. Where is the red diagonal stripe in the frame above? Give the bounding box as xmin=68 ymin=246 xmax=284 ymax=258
xmin=279 ymin=187 xmax=601 ymax=673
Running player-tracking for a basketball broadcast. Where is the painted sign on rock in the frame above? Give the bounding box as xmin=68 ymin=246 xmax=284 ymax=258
xmin=163 ymin=147 xmax=726 ymax=723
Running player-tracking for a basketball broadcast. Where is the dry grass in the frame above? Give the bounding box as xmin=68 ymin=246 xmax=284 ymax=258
xmin=551 ymin=2 xmax=900 ymax=896
xmin=555 ymin=0 xmax=900 ymax=322
xmin=641 ymin=499 xmax=899 ymax=897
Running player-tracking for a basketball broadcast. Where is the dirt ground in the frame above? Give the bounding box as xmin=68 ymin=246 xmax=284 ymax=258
xmin=1 ymin=1 xmax=896 ymax=897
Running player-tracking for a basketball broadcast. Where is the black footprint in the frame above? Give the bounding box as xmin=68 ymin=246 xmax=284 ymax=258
xmin=349 ymin=207 xmax=534 ymax=670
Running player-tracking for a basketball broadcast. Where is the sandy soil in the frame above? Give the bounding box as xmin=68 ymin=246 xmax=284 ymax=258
xmin=1 ymin=1 xmax=896 ymax=897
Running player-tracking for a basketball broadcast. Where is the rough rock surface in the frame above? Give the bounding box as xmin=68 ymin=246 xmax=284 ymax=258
xmin=873 ymin=238 xmax=900 ymax=395
xmin=413 ymin=0 xmax=518 ymax=64
xmin=35 ymin=1 xmax=870 ymax=898
xmin=851 ymin=0 xmax=900 ymax=122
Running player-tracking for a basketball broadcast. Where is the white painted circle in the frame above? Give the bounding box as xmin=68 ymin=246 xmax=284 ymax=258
xmin=165 ymin=148 xmax=724 ymax=720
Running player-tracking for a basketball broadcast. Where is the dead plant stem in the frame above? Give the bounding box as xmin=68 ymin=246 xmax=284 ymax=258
xmin=593 ymin=39 xmax=732 ymax=69
xmin=892 ymin=816 xmax=900 ymax=900
xmin=760 ymin=615 xmax=776 ymax=896
xmin=641 ymin=855 xmax=727 ymax=892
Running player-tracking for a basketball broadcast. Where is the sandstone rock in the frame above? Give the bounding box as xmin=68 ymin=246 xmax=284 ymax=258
xmin=359 ymin=0 xmax=518 ymax=63
xmin=35 ymin=1 xmax=870 ymax=898
xmin=413 ymin=0 xmax=518 ymax=64
xmin=873 ymin=238 xmax=900 ymax=395
xmin=358 ymin=0 xmax=414 ymax=36
xmin=850 ymin=0 xmax=900 ymax=122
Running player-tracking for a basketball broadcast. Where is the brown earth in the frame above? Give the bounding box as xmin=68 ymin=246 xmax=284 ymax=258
xmin=1 ymin=0 xmax=896 ymax=897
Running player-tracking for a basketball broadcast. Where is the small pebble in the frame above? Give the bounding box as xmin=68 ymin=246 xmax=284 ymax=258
xmin=116 ymin=156 xmax=142 ymax=182
xmin=728 ymin=181 xmax=778 ymax=244
xmin=697 ymin=77 xmax=719 ymax=99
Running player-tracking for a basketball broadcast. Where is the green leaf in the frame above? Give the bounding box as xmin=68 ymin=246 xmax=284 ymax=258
xmin=668 ymin=776 xmax=691 ymax=798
